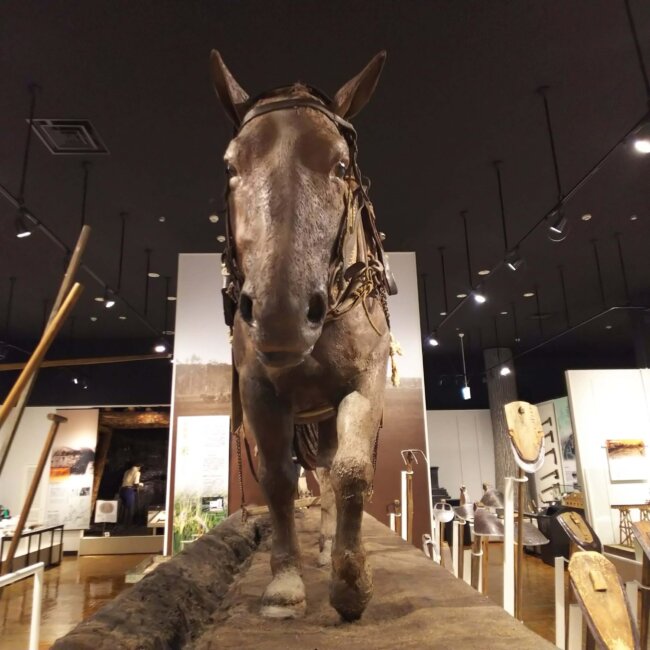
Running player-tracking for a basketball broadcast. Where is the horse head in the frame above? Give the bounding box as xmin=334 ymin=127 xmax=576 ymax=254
xmin=211 ymin=51 xmax=386 ymax=369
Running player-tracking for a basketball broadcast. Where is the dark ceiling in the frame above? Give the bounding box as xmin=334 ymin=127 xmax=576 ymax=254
xmin=1 ymin=1 xmax=649 ymax=393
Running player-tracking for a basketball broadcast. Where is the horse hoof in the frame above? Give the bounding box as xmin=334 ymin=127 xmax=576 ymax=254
xmin=261 ymin=571 xmax=306 ymax=619
xmin=318 ymin=539 xmax=332 ymax=567
xmin=330 ymin=553 xmax=372 ymax=621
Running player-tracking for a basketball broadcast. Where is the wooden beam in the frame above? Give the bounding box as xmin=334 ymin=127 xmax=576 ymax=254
xmin=0 ymin=353 xmax=172 ymax=372
xmin=99 ymin=410 xmax=170 ymax=429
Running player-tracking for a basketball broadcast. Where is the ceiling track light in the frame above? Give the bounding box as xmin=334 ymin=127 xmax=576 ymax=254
xmin=458 ymin=332 xmax=471 ymax=400
xmin=505 ymin=250 xmax=523 ymax=271
xmin=426 ymin=331 xmax=439 ymax=347
xmin=153 ymin=336 xmax=169 ymax=354
xmin=472 ymin=290 xmax=487 ymax=304
xmin=547 ymin=209 xmax=569 ymax=242
xmin=15 ymin=210 xmax=33 ymax=238
xmin=104 ymin=288 xmax=116 ymax=309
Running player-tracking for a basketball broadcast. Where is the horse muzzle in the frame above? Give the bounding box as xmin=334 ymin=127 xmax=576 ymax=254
xmin=256 ymin=346 xmax=314 ymax=369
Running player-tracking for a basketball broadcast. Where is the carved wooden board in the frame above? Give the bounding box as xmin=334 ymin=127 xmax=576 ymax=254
xmin=557 ymin=512 xmax=601 ymax=552
xmin=504 ymin=401 xmax=544 ymax=465
xmin=568 ymin=551 xmax=640 ymax=650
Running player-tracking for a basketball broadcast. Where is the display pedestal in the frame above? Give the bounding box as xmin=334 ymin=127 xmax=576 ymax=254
xmin=54 ymin=508 xmax=554 ymax=649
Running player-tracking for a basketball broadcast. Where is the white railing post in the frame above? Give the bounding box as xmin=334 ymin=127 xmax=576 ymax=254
xmin=503 ymin=476 xmax=515 ymax=616
xmin=554 ymin=556 xmax=565 ymax=649
xmin=0 ymin=562 xmax=45 ymax=650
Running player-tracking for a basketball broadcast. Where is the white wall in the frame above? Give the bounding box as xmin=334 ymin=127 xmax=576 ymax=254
xmin=0 ymin=407 xmax=52 ymax=522
xmin=426 ymin=409 xmax=495 ymax=502
xmin=567 ymin=369 xmax=650 ymax=546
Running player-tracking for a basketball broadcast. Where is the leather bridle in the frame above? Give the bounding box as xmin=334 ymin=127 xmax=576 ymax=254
xmin=220 ymin=87 xmax=396 ymax=333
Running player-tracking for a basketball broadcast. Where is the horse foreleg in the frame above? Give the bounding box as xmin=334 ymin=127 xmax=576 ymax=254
xmin=315 ymin=467 xmax=336 ymax=567
xmin=241 ymin=378 xmax=305 ymax=619
xmin=329 ymin=391 xmax=377 ymax=621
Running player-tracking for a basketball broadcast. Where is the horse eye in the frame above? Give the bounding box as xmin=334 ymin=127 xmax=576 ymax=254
xmin=333 ymin=161 xmax=348 ymax=179
xmin=225 ymin=162 xmax=238 ymax=178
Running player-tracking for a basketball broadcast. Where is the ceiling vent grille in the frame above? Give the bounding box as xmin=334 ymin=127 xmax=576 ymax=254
xmin=30 ymin=119 xmax=109 ymax=155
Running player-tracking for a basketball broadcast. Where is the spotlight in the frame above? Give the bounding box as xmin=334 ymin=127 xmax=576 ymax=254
xmin=426 ymin=332 xmax=439 ymax=347
xmin=104 ymin=289 xmax=116 ymax=309
xmin=15 ymin=210 xmax=33 ymax=238
xmin=500 ymin=366 xmax=511 ymax=376
xmin=209 ymin=214 xmax=220 ymax=223
xmin=505 ymin=251 xmax=523 ymax=271
xmin=153 ymin=337 xmax=168 ymax=353
xmin=80 ymin=377 xmax=89 ymax=390
xmin=148 ymin=272 xmax=160 ymax=278
xmin=217 ymin=235 xmax=226 ymax=243
xmin=72 ymin=375 xmax=80 ymax=385
xmin=473 ymin=291 xmax=487 ymax=304
xmin=634 ymin=139 xmax=650 ymax=154
xmin=461 ymin=385 xmax=471 ymax=400
xmin=548 ymin=209 xmax=568 ymax=242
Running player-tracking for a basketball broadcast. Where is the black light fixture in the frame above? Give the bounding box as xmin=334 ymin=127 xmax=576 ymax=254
xmin=438 ymin=246 xmax=449 ymax=316
xmin=14 ymin=84 xmax=40 ymax=239
xmin=153 ymin=337 xmax=169 ymax=354
xmin=506 ymin=250 xmax=524 ymax=271
xmin=461 ymin=211 xmax=487 ymax=305
xmin=420 ymin=273 xmax=439 ymax=347
xmin=459 ymin=332 xmax=471 ymax=400
xmin=538 ymin=86 xmax=570 ymax=243
xmin=104 ymin=288 xmax=116 ymax=309
xmin=15 ymin=208 xmax=33 ymax=238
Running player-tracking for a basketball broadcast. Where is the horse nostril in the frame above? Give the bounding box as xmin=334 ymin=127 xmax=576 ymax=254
xmin=307 ymin=292 xmax=326 ymax=325
xmin=239 ymin=293 xmax=254 ymax=324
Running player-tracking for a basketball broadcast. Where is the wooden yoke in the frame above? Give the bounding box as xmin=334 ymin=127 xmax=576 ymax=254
xmin=1 ymin=413 xmax=68 ymax=575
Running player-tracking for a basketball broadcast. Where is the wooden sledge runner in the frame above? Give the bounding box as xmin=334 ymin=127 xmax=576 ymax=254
xmin=568 ymin=551 xmax=640 ymax=650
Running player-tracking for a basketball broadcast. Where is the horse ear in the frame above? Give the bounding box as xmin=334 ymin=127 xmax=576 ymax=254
xmin=210 ymin=50 xmax=250 ymax=125
xmin=332 ymin=51 xmax=387 ymax=119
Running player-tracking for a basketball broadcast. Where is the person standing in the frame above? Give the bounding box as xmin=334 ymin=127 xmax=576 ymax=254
xmin=119 ymin=463 xmax=143 ymax=526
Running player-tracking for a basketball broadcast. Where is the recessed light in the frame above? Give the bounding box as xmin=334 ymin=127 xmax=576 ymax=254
xmin=94 ymin=296 xmax=104 ymax=302
xmin=500 ymin=311 xmax=508 ymax=315
xmin=523 ymin=292 xmax=535 ymax=298
xmin=605 ymin=324 xmax=613 ymax=330
xmin=209 ymin=214 xmax=220 ymax=223
xmin=514 ymin=336 xmax=521 ymax=343
xmin=630 ymin=214 xmax=639 ymax=221
xmin=148 ymin=272 xmax=160 ymax=278
xmin=581 ymin=213 xmax=592 ymax=221
xmin=456 ymin=293 xmax=467 ymax=299
xmin=216 ymin=235 xmax=226 ymax=243
xmin=439 ymin=311 xmax=447 ymax=316
xmin=90 ymin=316 xmax=98 ymax=322
xmin=158 ymin=216 xmax=166 ymax=223
xmin=163 ymin=330 xmax=175 ymax=336
xmin=167 ymin=296 xmax=176 ymax=301
xmin=477 ymin=269 xmax=490 ymax=276
xmin=119 ymin=315 xmax=127 ymax=320
xmin=473 ymin=291 xmax=487 ymax=304
xmin=633 ymin=139 xmax=650 ymax=154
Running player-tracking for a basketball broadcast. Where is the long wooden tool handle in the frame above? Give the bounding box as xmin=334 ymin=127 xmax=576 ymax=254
xmin=0 ymin=283 xmax=83 ymax=430
xmin=1 ymin=414 xmax=67 ymax=575
xmin=0 ymin=225 xmax=90 ymax=476
xmin=407 ymin=472 xmax=414 ymax=543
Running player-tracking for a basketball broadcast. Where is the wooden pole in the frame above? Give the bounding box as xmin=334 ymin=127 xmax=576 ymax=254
xmin=0 ymin=283 xmax=83 ymax=432
xmin=0 ymin=352 xmax=171 ymax=372
xmin=481 ymin=537 xmax=490 ymax=594
xmin=407 ymin=465 xmax=414 ymax=544
xmin=457 ymin=520 xmax=465 ymax=580
xmin=0 ymin=225 xmax=90 ymax=475
xmin=1 ymin=413 xmax=67 ymax=575
xmin=640 ymin=553 xmax=649 ymax=649
xmin=515 ymin=467 xmax=525 ymax=620
xmin=471 ymin=533 xmax=481 ymax=590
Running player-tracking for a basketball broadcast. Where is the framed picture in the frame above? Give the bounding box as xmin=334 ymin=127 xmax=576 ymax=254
xmin=605 ymin=439 xmax=647 ymax=482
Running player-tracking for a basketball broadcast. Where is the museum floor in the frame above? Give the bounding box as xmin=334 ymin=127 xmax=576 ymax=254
xmin=0 ymin=544 xmax=558 ymax=649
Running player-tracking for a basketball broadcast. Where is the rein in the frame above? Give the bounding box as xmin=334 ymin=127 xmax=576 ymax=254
xmin=220 ymin=89 xmax=397 ymax=336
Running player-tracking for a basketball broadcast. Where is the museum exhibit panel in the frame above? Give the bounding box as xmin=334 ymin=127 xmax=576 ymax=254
xmin=1 ymin=1 xmax=650 ymax=648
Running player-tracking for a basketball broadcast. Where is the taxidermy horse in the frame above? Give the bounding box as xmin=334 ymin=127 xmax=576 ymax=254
xmin=210 ymin=49 xmax=398 ymax=621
